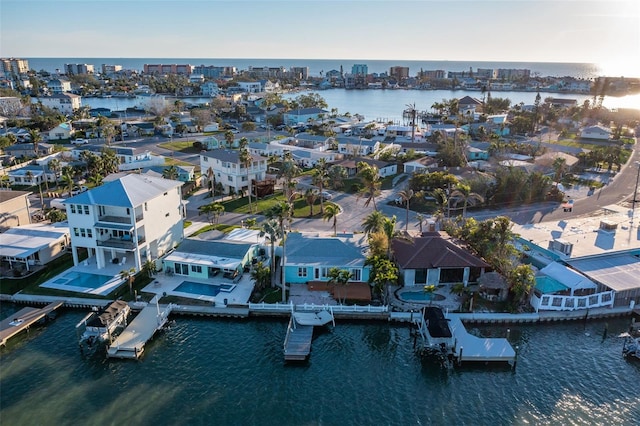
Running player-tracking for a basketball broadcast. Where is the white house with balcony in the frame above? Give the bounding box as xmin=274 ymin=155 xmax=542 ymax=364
xmin=38 ymin=93 xmax=81 ymax=114
xmin=63 ymin=174 xmax=184 ymax=272
xmin=200 ymin=149 xmax=268 ymax=196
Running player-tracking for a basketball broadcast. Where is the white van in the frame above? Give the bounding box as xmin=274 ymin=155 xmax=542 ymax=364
xmin=344 ymin=129 xmax=352 ymax=136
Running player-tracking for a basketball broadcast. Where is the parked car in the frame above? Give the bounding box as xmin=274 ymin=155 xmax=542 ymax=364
xmin=72 ymin=138 xmax=89 ymax=145
xmin=70 ymin=185 xmax=88 ymax=196
xmin=320 ymin=191 xmax=333 ymax=200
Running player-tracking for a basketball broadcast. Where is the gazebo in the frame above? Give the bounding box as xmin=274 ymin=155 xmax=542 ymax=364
xmin=478 ymin=272 xmax=509 ymax=302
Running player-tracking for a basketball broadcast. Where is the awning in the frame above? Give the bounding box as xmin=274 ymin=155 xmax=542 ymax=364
xmin=94 ymin=222 xmax=134 ymax=231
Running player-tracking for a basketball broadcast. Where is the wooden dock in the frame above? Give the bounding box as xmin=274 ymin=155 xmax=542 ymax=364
xmin=0 ymin=301 xmax=64 ymax=346
xmin=283 ymin=310 xmax=334 ymax=361
xmin=107 ymin=302 xmax=172 ymax=360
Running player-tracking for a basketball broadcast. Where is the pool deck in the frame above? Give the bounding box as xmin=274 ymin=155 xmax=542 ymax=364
xmin=39 ymin=259 xmax=126 ymax=296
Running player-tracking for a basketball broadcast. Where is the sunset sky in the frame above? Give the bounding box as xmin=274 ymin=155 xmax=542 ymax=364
xmin=2 ymin=0 xmax=639 ymax=76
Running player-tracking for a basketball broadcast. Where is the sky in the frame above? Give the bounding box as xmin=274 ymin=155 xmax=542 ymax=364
xmin=1 ymin=0 xmax=639 ymax=76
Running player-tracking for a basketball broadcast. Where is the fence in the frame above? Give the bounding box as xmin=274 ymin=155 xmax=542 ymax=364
xmin=531 ymin=291 xmax=615 ymax=312
xmin=248 ymin=301 xmax=388 ymax=314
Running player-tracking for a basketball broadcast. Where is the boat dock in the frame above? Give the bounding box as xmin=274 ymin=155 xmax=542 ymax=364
xmin=0 ymin=301 xmax=64 ymax=346
xmin=448 ymin=315 xmax=515 ymax=362
xmin=107 ymin=300 xmax=172 ymax=360
xmin=414 ymin=307 xmax=516 ymax=364
xmin=283 ymin=310 xmax=334 ymax=361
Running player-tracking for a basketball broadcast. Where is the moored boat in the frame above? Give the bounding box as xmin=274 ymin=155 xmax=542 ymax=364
xmin=76 ymin=300 xmax=131 ymax=355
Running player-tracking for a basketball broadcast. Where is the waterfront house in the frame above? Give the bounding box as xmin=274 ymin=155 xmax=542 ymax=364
xmin=457 ymin=96 xmax=483 ymax=115
xmin=64 ymin=174 xmax=184 ymax=272
xmin=0 ymin=222 xmax=70 ymax=274
xmin=47 ymin=78 xmax=72 ymax=94
xmin=162 ymin=238 xmax=259 ymax=280
xmin=199 ymin=149 xmax=268 ymax=196
xmin=38 ymin=93 xmax=81 ymax=114
xmin=284 ymin=233 xmax=370 ymax=285
xmin=283 ymin=107 xmax=329 ymax=126
xmin=0 ymin=190 xmax=32 ymax=231
xmin=391 ymin=232 xmax=489 ymax=287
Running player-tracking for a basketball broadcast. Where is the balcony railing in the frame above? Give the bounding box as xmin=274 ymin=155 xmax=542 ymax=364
xmin=98 ymin=215 xmax=132 ymax=224
xmin=96 ymin=236 xmax=145 ymax=250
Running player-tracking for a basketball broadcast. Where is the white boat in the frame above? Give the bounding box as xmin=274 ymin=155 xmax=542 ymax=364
xmin=77 ymin=300 xmax=131 ymax=354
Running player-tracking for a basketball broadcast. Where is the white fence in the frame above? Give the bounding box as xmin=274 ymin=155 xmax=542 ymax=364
xmin=248 ymin=301 xmax=388 ymax=314
xmin=531 ymin=291 xmax=615 ymax=312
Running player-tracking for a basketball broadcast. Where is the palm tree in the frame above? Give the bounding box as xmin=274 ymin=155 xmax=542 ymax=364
xmin=25 ymin=170 xmax=34 ymax=187
xmin=260 ymin=219 xmax=282 ymax=289
xmin=61 ymin=173 xmax=74 ymax=197
xmin=327 ymin=267 xmax=352 ymax=305
xmin=266 ymin=201 xmax=294 ymax=302
xmin=362 ymin=210 xmax=386 ymax=235
xmin=397 ymin=188 xmax=414 ymax=232
xmin=238 ymin=139 xmax=253 ymax=214
xmin=415 ymin=213 xmax=425 ymax=234
xmin=224 ymin=130 xmax=234 ymax=148
xmin=449 ymin=184 xmax=484 ymax=217
xmin=322 ymin=203 xmax=340 ymax=236
xmin=119 ymin=267 xmax=137 ymax=297
xmin=312 ymin=158 xmax=329 ymax=213
xmin=250 ymin=261 xmax=271 ymax=291
xmin=327 ymin=165 xmax=347 ymax=190
xmin=88 ymin=173 xmax=103 ymax=187
xmin=28 ymin=129 xmax=42 ymax=158
xmin=142 ymin=259 xmax=157 ymax=278
xmin=199 ymin=202 xmax=225 ymax=224
xmin=162 ymin=165 xmax=179 ymax=180
xmin=304 ymin=188 xmax=318 ymax=217
xmin=280 ymin=152 xmax=300 ymax=200
xmin=429 ymin=188 xmax=450 ymax=219
xmin=552 ymin=157 xmax=566 ymax=186
xmin=356 ymin=161 xmax=381 ymax=210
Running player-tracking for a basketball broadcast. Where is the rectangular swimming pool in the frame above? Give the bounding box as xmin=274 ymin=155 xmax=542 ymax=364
xmin=174 ymin=281 xmax=235 ymax=297
xmin=57 ymin=271 xmax=112 ymax=289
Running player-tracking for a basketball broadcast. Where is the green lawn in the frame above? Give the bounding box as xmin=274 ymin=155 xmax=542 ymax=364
xmin=158 ymin=141 xmax=200 ymax=153
xmin=219 ymin=192 xmax=332 ymax=218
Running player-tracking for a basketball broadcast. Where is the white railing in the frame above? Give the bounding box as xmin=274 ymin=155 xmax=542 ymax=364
xmin=248 ymin=301 xmax=388 ymax=314
xmin=531 ymin=291 xmax=615 ymax=312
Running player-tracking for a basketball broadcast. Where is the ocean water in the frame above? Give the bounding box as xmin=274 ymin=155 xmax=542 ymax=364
xmin=26 ymin=58 xmax=603 ymax=79
xmin=1 ymin=304 xmax=638 ymax=425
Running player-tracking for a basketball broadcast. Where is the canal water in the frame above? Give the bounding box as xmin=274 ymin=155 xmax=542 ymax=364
xmin=1 ymin=304 xmax=638 ymax=425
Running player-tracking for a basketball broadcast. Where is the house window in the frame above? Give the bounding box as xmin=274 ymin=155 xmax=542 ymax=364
xmin=241 ymin=176 xmax=247 ymax=182
xmin=297 ymin=267 xmax=307 ymax=278
xmin=71 ymin=205 xmax=76 ymax=214
xmin=80 ymin=229 xmax=86 ymax=238
xmin=87 ymin=229 xmax=92 ymax=238
xmin=73 ymin=228 xmax=79 ymax=237
xmin=83 ymin=205 xmax=89 ymax=215
xmin=144 ymin=202 xmax=148 ymax=211
xmin=350 ymin=269 xmax=361 ymax=281
xmin=227 ymin=176 xmax=233 ymax=182
xmin=191 ymin=265 xmax=202 ymax=273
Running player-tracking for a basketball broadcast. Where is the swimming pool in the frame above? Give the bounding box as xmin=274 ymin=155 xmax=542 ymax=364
xmin=56 ymin=271 xmax=112 ymax=289
xmin=174 ymin=281 xmax=235 ymax=297
xmin=398 ymin=290 xmax=446 ymax=303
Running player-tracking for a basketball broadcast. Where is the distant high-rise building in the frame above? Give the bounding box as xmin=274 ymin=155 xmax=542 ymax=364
xmin=351 ymin=64 xmax=368 ymax=76
xmin=144 ymin=64 xmax=193 ymax=75
xmin=64 ymin=63 xmax=95 ymax=75
xmin=420 ymin=70 xmax=446 ymax=79
xmin=389 ymin=66 xmax=410 ymax=81
xmin=290 ymin=66 xmax=309 ymax=80
xmin=101 ymin=64 xmax=123 ymax=75
xmin=496 ymin=68 xmax=531 ymax=80
xmin=193 ymin=65 xmax=235 ymax=78
xmin=1 ymin=58 xmax=30 ymax=76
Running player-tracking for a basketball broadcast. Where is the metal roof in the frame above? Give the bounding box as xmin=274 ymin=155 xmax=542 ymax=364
xmin=566 ymin=254 xmax=640 ymax=292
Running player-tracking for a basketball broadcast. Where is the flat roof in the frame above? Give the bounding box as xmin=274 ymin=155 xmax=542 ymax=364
xmin=0 ymin=223 xmax=69 ymax=259
xmin=566 ymin=253 xmax=640 ymax=292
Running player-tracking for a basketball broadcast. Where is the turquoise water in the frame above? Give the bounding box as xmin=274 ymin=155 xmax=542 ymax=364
xmin=1 ymin=304 xmax=638 ymax=425
xmin=59 ymin=271 xmax=111 ymax=289
xmin=174 ymin=281 xmax=233 ymax=297
xmin=400 ymin=291 xmax=446 ymax=302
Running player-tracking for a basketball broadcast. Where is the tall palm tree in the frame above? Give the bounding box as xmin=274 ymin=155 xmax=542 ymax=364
xmin=88 ymin=173 xmax=104 ymax=187
xmin=142 ymin=259 xmax=157 ymax=278
xmin=357 ymin=161 xmax=381 ymax=210
xmin=224 ymin=130 xmax=234 ymax=148
xmin=28 ymin=129 xmax=42 ymax=158
xmin=313 ymin=158 xmax=329 ymax=214
xmin=449 ymin=183 xmax=484 ymax=217
xmin=119 ymin=267 xmax=137 ymax=297
xmin=415 ymin=213 xmax=425 ymax=234
xmin=280 ymin=152 xmax=300 ymax=200
xmin=238 ymin=139 xmax=253 ymax=214
xmin=199 ymin=202 xmax=225 ymax=224
xmin=429 ymin=187 xmax=450 ymax=219
xmin=304 ymin=188 xmax=318 ymax=217
xmin=397 ymin=188 xmax=414 ymax=232
xmin=327 ymin=165 xmax=347 ymax=190
xmin=322 ymin=203 xmax=340 ymax=236
xmin=266 ymin=201 xmax=294 ymax=302
xmin=62 ymin=173 xmax=74 ymax=197
xmin=327 ymin=267 xmax=352 ymax=305
xmin=260 ymin=219 xmax=282 ymax=289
